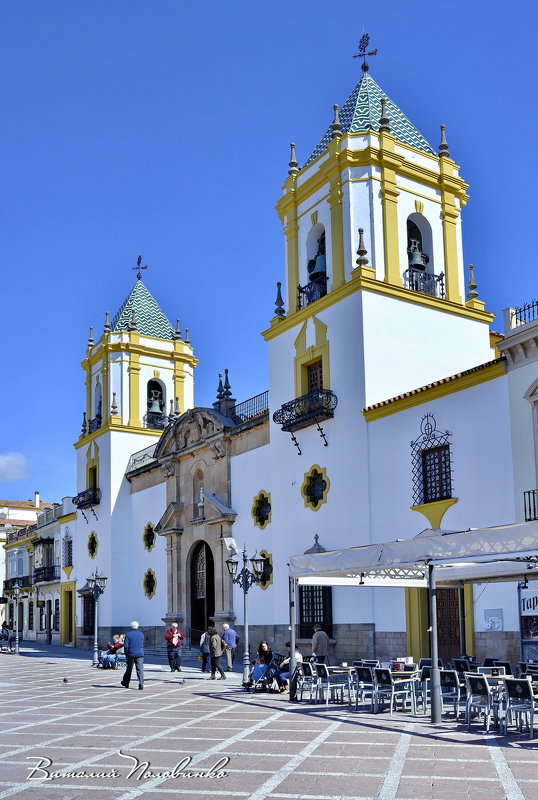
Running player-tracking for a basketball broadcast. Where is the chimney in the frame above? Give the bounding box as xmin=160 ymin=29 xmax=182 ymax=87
xmin=34 ymin=490 xmax=40 ymax=508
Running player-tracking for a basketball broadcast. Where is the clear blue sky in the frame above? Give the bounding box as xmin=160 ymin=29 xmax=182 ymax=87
xmin=1 ymin=1 xmax=536 ymax=504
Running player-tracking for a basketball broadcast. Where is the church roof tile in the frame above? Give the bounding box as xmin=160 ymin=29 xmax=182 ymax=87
xmin=111 ymin=280 xmax=174 ymax=339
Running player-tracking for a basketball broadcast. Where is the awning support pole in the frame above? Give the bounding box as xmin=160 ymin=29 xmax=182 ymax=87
xmin=429 ymin=565 xmax=441 ymax=724
xmin=289 ymin=576 xmax=298 ymax=701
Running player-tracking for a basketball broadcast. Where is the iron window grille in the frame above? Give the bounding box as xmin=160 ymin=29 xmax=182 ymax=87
xmin=304 ymin=469 xmax=328 ymax=508
xmin=411 ymin=413 xmax=453 ymax=505
xmin=298 ymin=585 xmax=333 ymax=639
xmin=253 ymin=492 xmax=271 ymax=528
xmin=54 ymin=599 xmax=60 ymax=631
xmin=28 ymin=601 xmax=34 ymax=631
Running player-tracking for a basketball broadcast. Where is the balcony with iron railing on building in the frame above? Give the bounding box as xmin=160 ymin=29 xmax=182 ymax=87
xmin=273 ymin=389 xmax=338 ymax=433
xmin=3 ymin=576 xmax=32 ymax=592
xmin=506 ymin=300 xmax=538 ymax=330
xmin=33 ymin=565 xmax=61 ymax=583
xmin=524 ymin=490 xmax=538 ymax=522
xmin=73 ymin=487 xmax=102 ymax=509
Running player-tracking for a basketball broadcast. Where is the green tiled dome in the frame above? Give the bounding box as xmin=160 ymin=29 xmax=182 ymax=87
xmin=111 ymin=280 xmax=174 ymax=339
xmin=305 ymin=72 xmax=435 ymax=165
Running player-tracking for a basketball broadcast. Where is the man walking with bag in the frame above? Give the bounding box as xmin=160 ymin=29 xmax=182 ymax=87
xmin=165 ymin=621 xmax=184 ymax=672
xmin=121 ymin=621 xmax=144 ymax=690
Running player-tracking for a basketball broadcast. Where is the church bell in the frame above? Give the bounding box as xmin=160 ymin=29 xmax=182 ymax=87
xmin=148 ymin=389 xmax=162 ymax=414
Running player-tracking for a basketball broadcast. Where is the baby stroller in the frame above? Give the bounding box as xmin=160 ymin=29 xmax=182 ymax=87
xmin=247 ymin=663 xmax=272 ymax=692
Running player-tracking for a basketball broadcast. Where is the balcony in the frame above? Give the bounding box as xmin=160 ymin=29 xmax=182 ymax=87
xmin=144 ymin=412 xmax=168 ymax=430
xmin=73 ymin=487 xmax=102 ymax=509
xmin=34 ymin=566 xmax=61 ymax=583
xmin=232 ymin=391 xmax=269 ymax=424
xmin=3 ymin=576 xmax=32 ymax=592
xmin=273 ymin=389 xmax=338 ymax=433
xmin=88 ymin=414 xmax=102 ymax=433
xmin=297 ymin=276 xmax=328 ymax=310
xmin=404 ymin=267 xmax=445 ymax=299
xmin=524 ymin=490 xmax=538 ymax=521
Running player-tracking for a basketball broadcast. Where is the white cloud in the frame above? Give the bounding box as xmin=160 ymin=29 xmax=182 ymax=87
xmin=0 ymin=452 xmax=29 ymax=481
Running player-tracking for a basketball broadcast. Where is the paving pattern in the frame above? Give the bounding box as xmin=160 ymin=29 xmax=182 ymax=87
xmin=0 ymin=646 xmax=536 ymax=800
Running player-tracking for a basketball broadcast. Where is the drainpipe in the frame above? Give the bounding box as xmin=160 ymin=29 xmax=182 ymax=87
xmin=428 ymin=564 xmax=441 ymax=723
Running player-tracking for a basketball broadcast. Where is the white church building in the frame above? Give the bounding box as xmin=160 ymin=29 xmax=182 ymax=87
xmin=4 ymin=59 xmax=538 ymax=666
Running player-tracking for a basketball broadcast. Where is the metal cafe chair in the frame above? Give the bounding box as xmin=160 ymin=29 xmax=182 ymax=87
xmin=314 ymin=663 xmax=351 ymax=706
xmin=297 ymin=661 xmax=319 ymax=703
xmin=464 ymin=673 xmax=499 ymax=733
xmin=418 ymin=657 xmax=443 ymax=669
xmin=439 ymin=669 xmax=464 ymax=718
xmin=493 ymin=661 xmax=513 ymax=676
xmin=373 ymin=667 xmax=417 ymax=716
xmin=483 ymin=657 xmax=501 ymax=667
xmin=416 ymin=665 xmax=431 ymax=712
xmin=353 ymin=665 xmax=375 ymax=712
xmin=478 ymin=666 xmax=506 ymax=676
xmin=503 ymin=677 xmax=537 ymax=738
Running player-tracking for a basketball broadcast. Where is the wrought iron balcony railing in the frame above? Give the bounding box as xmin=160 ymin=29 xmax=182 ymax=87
xmin=73 ymin=487 xmax=102 ymax=509
xmin=404 ymin=268 xmax=445 ymax=299
xmin=511 ymin=301 xmax=538 ymax=329
xmin=297 ymin=277 xmax=328 ymax=310
xmin=524 ymin=490 xmax=538 ymax=521
xmin=88 ymin=414 xmax=102 ymax=433
xmin=126 ymin=443 xmax=158 ymax=473
xmin=33 ymin=566 xmax=61 ymax=583
xmin=273 ymin=389 xmax=338 ymax=433
xmin=232 ymin=391 xmax=269 ymax=423
xmin=144 ymin=412 xmax=168 ymax=430
xmin=3 ymin=576 xmax=32 ymax=592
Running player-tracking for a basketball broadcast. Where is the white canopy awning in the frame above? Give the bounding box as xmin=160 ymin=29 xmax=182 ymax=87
xmin=289 ymin=521 xmax=538 ymax=587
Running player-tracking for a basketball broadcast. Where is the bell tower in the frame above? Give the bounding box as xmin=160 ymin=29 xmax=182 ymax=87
xmin=268 ymin=41 xmax=495 ymax=409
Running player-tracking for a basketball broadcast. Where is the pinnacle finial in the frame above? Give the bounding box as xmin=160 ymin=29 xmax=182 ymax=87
xmin=184 ymin=327 xmax=190 ymax=344
xmin=103 ymin=311 xmax=111 ymax=333
xmin=216 ymin=373 xmax=224 ymax=400
xmin=331 ymin=104 xmax=342 ymax=138
xmin=379 ymin=97 xmax=391 ymax=133
xmin=223 ymin=368 xmax=232 ymax=398
xmin=467 ymin=264 xmax=479 ymax=300
xmin=81 ymin=411 xmax=87 ymax=437
xmin=288 ymin=143 xmax=299 ymax=176
xmin=356 ymin=228 xmax=369 ymax=268
xmin=274 ymin=282 xmax=285 ymax=318
xmin=174 ymin=318 xmax=182 ymax=340
xmin=87 ymin=326 xmax=94 ymax=347
xmin=439 ymin=124 xmax=450 ymax=158
xmin=110 ymin=392 xmax=118 ymax=415
xmin=174 ymin=397 xmax=180 ymax=417
xmin=128 ymin=308 xmax=137 ymax=331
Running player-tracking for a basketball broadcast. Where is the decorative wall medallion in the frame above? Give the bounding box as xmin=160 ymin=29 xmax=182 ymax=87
xmin=143 ymin=522 xmax=156 ymax=552
xmin=251 ymin=491 xmax=272 ymax=530
xmin=87 ymin=531 xmax=98 ymax=559
xmin=143 ymin=568 xmax=157 ymax=599
xmin=301 ymin=465 xmax=330 ymax=510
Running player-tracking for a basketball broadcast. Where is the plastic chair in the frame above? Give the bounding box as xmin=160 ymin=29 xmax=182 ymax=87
xmin=503 ymin=678 xmax=537 ymax=738
xmin=464 ymin=673 xmax=498 ymax=732
xmin=373 ymin=667 xmax=417 ymax=715
xmin=353 ymin=665 xmax=375 ymax=712
xmin=297 ymin=661 xmax=319 ymax=702
xmin=439 ymin=669 xmax=464 ymax=718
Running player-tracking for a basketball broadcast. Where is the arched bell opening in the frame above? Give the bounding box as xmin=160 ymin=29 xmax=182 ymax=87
xmin=189 ymin=541 xmax=215 ymax=638
xmin=406 ymin=214 xmax=433 ymax=272
xmin=145 ymin=379 xmax=166 ymax=429
xmin=299 ymin=224 xmax=327 ymax=308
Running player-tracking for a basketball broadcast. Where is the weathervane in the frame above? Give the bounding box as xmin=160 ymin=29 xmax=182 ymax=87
xmin=353 ymin=33 xmax=377 ymax=72
xmin=132 ymin=254 xmax=148 ymax=280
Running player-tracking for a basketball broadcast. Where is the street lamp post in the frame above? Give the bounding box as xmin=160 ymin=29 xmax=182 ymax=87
xmin=226 ymin=548 xmax=266 ymax=685
xmin=87 ymin=571 xmax=108 ymax=667
xmin=12 ymin=581 xmax=21 ymax=655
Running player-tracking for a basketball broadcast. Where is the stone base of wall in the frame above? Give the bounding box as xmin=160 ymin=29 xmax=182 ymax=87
xmin=474 ymin=631 xmax=520 ymax=667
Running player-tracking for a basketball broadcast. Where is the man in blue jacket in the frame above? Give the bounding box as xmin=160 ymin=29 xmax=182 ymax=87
xmin=121 ymin=621 xmax=145 ymax=689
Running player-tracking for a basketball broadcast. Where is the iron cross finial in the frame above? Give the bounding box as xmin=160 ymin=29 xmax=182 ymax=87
xmin=353 ymin=33 xmax=378 ymax=72
xmin=132 ymin=254 xmax=148 ymax=280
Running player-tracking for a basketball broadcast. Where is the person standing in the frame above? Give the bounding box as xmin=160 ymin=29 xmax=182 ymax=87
xmin=221 ymin=623 xmax=239 ymax=671
xmin=121 ymin=621 xmax=144 ymax=689
xmin=199 ymin=627 xmax=211 ymax=673
xmin=311 ymin=624 xmax=329 ymax=664
xmin=208 ymin=626 xmax=226 ymax=680
xmin=165 ymin=622 xmax=184 ymax=672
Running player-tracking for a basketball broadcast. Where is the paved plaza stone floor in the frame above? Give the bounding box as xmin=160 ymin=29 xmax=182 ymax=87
xmin=0 ymin=645 xmax=536 ymax=800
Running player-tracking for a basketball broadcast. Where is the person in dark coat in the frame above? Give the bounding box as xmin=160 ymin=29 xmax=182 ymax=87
xmin=208 ymin=626 xmax=226 ymax=680
xmin=121 ymin=621 xmax=144 ymax=689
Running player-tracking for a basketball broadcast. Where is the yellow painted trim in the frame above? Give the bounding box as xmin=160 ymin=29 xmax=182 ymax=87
xmin=128 ymin=350 xmax=141 ymax=427
xmin=327 ymin=139 xmax=345 ymax=289
xmin=262 ymin=270 xmax=494 ymax=342
xmin=86 ymin=441 xmax=99 ymax=492
xmin=257 ymin=550 xmax=274 ymax=591
xmin=4 ymin=533 xmax=36 ymax=549
xmin=285 ymin=215 xmax=299 ymax=314
xmin=363 ymin=360 xmax=505 ymax=421
xmin=440 ymin=157 xmax=462 ymax=303
xmin=301 ymin=464 xmax=330 ymax=511
xmin=74 ymin=423 xmax=162 ymax=449
xmin=489 ymin=331 xmax=503 ymax=358
xmin=58 ymin=512 xmax=77 ymax=524
xmin=410 ymin=497 xmax=458 ymax=529
xmin=379 ymin=131 xmax=402 ymax=286
xmin=62 ymin=565 xmax=73 ymax=579
xmin=251 ymin=491 xmax=272 ymax=530
xmin=143 ymin=568 xmax=157 ymax=599
xmin=60 ymin=581 xmax=76 ymax=645
xmin=464 ymin=584 xmax=475 ymax=656
xmin=143 ymin=522 xmax=156 ymax=552
xmin=293 ymin=317 xmax=330 ymax=397
xmin=406 ymin=587 xmax=429 ymax=662
xmin=83 ymin=338 xmax=198 ymax=370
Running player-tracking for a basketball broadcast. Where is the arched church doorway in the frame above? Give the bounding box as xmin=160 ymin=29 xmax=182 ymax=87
xmin=190 ymin=542 xmax=215 ymax=636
